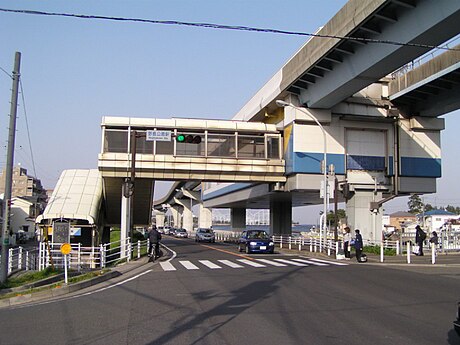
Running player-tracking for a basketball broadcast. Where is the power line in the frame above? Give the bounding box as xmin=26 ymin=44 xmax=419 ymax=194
xmin=0 ymin=66 xmax=12 ymax=78
xmin=19 ymin=79 xmax=37 ymax=178
xmin=1 ymin=7 xmax=459 ymax=52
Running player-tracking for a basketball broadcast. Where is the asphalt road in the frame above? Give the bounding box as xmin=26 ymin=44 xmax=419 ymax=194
xmin=0 ymin=236 xmax=459 ymax=345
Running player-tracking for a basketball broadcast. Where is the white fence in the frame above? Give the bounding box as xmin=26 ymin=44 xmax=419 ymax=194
xmin=6 ymin=229 xmax=460 ymax=275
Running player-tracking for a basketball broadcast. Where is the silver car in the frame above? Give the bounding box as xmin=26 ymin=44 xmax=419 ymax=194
xmin=195 ymin=228 xmax=215 ymax=243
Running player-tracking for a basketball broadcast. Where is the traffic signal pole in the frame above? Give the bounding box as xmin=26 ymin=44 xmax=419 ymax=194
xmin=1 ymin=52 xmax=21 ymax=283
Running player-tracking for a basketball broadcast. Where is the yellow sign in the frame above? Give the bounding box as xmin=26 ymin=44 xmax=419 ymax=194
xmin=60 ymin=243 xmax=72 ymax=255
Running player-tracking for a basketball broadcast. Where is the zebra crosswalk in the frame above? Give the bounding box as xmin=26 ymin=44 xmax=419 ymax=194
xmin=159 ymin=257 xmax=348 ymax=272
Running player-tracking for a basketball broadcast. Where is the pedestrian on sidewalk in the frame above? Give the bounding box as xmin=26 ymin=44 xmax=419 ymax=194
xmin=354 ymin=229 xmax=364 ymax=263
xmin=429 ymin=231 xmax=439 ymax=255
xmin=343 ymin=227 xmax=352 ymax=259
xmin=415 ymin=225 xmax=426 ymax=256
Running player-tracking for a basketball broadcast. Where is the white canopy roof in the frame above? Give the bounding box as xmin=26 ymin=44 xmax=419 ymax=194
xmin=36 ymin=169 xmax=102 ymax=225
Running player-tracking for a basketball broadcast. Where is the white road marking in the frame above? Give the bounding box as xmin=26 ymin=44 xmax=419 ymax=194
xmin=179 ymin=260 xmax=200 ymax=270
xmin=310 ymin=258 xmax=349 ymax=266
xmin=256 ymin=259 xmax=287 ymax=267
xmin=199 ymin=260 xmax=222 ymax=269
xmin=217 ymin=260 xmax=244 ymax=268
xmin=237 ymin=259 xmax=266 ymax=267
xmin=160 ymin=261 xmax=177 ymax=271
xmin=292 ymin=258 xmax=327 ymax=266
xmin=273 ymin=259 xmax=308 ymax=266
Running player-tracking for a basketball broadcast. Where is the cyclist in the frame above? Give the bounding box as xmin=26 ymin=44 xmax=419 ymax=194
xmin=148 ymin=225 xmax=162 ymax=260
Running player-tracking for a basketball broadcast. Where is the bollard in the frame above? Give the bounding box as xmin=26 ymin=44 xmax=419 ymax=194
xmin=310 ymin=240 xmax=313 ymax=252
xmin=298 ymin=239 xmax=302 ymax=251
xmin=327 ymin=240 xmax=331 ymax=256
xmin=289 ymin=236 xmax=292 ymax=250
xmin=380 ymin=241 xmax=384 ymax=263
xmin=396 ymin=241 xmax=400 ymax=255
xmin=431 ymin=243 xmax=436 ymax=264
xmin=280 ymin=236 xmax=283 ymax=249
xmin=407 ymin=242 xmax=411 ymax=264
xmin=137 ymin=240 xmax=141 ymax=259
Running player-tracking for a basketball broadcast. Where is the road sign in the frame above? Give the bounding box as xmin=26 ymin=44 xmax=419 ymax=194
xmin=146 ymin=130 xmax=171 ymax=141
xmin=60 ymin=243 xmax=72 ymax=255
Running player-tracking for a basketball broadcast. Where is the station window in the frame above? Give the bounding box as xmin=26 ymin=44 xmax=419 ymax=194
xmin=104 ymin=129 xmax=128 ymax=153
xmin=238 ymin=135 xmax=265 ymax=159
xmin=207 ymin=134 xmax=236 ymax=157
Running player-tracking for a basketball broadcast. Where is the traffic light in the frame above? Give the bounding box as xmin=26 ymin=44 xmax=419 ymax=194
xmin=176 ymin=134 xmax=202 ymax=144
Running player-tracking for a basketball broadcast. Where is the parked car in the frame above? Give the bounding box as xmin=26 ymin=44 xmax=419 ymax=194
xmin=157 ymin=227 xmax=165 ymax=234
xmin=195 ymin=228 xmax=215 ymax=243
xmin=238 ymin=230 xmax=274 ymax=254
xmin=454 ymin=302 xmax=460 ymax=336
xmin=175 ymin=228 xmax=188 ymax=238
xmin=164 ymin=226 xmax=173 ymax=235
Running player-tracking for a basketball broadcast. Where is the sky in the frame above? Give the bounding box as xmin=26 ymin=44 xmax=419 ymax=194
xmin=0 ymin=0 xmax=459 ymax=223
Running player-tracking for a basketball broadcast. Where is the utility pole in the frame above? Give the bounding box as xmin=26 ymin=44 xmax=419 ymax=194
xmin=1 ymin=52 xmax=21 ymax=283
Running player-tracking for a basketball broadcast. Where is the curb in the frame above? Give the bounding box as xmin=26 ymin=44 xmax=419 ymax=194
xmin=0 ymin=270 xmax=122 ymax=308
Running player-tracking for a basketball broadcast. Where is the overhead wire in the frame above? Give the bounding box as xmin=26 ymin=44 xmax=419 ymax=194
xmin=0 ymin=7 xmax=459 ymax=52
xmin=19 ymin=79 xmax=38 ymax=178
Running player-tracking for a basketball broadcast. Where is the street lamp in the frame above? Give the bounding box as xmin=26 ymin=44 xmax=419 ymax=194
xmin=275 ymin=100 xmax=328 ymax=250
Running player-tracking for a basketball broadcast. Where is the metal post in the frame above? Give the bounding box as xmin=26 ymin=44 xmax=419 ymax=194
xmin=100 ymin=244 xmax=104 ymax=268
xmin=380 ymin=240 xmax=384 ymax=263
xmin=431 ymin=243 xmax=436 ymax=264
xmin=25 ymin=250 xmax=29 ymax=271
xmin=406 ymin=242 xmax=411 ymax=264
xmin=78 ymin=243 xmax=81 ymax=272
xmin=18 ymin=247 xmax=23 ymax=270
xmin=1 ymin=52 xmax=21 ymax=283
xmin=137 ymin=240 xmax=141 ymax=259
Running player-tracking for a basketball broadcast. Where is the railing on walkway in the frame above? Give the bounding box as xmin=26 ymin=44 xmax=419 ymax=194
xmin=4 ymin=246 xmax=39 ymax=275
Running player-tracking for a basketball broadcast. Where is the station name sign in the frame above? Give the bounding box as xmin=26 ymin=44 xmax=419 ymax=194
xmin=146 ymin=130 xmax=172 ymax=142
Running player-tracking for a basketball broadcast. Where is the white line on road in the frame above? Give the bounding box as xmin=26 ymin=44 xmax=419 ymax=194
xmin=309 ymin=258 xmax=349 ymax=266
xmin=160 ymin=261 xmax=177 ymax=271
xmin=179 ymin=260 xmax=200 ymax=270
xmin=217 ymin=260 xmax=244 ymax=268
xmin=292 ymin=258 xmax=327 ymax=266
xmin=237 ymin=259 xmax=266 ymax=267
xmin=256 ymin=259 xmax=287 ymax=267
xmin=273 ymin=259 xmax=308 ymax=266
xmin=199 ymin=260 xmax=222 ymax=269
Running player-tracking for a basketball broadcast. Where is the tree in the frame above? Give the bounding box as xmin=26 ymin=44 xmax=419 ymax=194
xmin=407 ymin=194 xmax=424 ymax=214
xmin=327 ymin=209 xmax=346 ymax=227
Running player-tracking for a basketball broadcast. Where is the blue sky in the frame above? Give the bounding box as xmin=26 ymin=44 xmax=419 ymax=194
xmin=0 ymin=0 xmax=459 ymax=223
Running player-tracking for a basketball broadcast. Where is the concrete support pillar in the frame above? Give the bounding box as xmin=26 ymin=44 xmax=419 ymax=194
xmin=120 ymin=192 xmax=131 ymax=259
xmin=269 ymin=196 xmax=292 ymax=236
xmin=346 ymin=190 xmax=383 ymax=242
xmin=182 ymin=200 xmax=193 ymax=232
xmin=155 ymin=212 xmax=165 ymax=228
xmin=198 ymin=204 xmax=212 ymax=228
xmin=171 ymin=207 xmax=181 ymax=228
xmin=231 ymin=208 xmax=246 ymax=231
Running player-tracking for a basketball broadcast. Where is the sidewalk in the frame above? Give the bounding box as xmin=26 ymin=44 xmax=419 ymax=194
xmin=278 ymin=247 xmax=460 ymax=266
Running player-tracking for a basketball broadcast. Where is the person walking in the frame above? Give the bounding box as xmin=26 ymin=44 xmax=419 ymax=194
xmin=148 ymin=225 xmax=162 ymax=259
xmin=354 ymin=229 xmax=364 ymax=263
xmin=415 ymin=225 xmax=426 ymax=256
xmin=343 ymin=227 xmax=352 ymax=259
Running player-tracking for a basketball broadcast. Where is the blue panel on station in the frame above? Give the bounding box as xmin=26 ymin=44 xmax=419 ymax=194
xmin=400 ymin=157 xmax=441 ymax=177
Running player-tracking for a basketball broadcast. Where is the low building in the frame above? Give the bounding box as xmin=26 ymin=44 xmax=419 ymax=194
xmin=420 ymin=209 xmax=459 ymax=233
xmin=389 ymin=211 xmax=417 ymax=232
